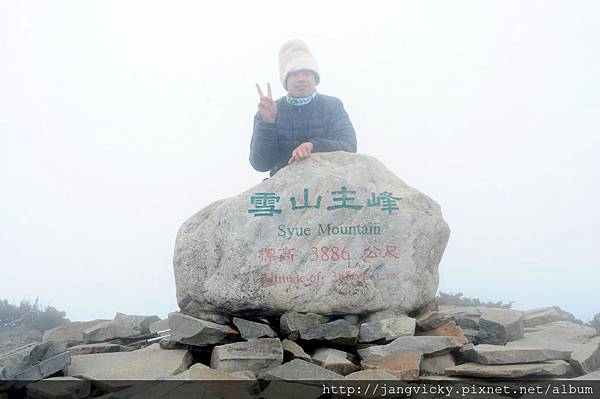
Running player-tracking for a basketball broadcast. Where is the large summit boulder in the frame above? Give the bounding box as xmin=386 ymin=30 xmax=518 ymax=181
xmin=173 ymin=152 xmax=450 ymax=319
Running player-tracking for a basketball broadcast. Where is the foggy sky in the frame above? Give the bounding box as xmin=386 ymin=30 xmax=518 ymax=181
xmin=1 ymin=1 xmax=598 ymax=322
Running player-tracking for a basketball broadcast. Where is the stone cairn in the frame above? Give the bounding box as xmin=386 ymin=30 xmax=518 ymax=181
xmin=1 ymin=305 xmax=600 ymax=398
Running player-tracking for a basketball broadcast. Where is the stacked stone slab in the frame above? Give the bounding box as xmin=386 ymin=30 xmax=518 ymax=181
xmin=4 ymin=304 xmax=600 ymax=398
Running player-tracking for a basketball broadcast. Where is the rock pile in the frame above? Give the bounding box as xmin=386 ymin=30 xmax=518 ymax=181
xmin=1 ymin=305 xmax=599 ymax=398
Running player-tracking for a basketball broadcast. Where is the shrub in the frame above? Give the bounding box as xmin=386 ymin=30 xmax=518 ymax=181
xmin=0 ymin=297 xmax=69 ymax=332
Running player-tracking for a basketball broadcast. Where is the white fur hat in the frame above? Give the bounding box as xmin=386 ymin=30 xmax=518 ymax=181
xmin=278 ymin=39 xmax=320 ymax=91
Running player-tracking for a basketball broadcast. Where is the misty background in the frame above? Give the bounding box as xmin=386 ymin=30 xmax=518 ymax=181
xmin=1 ymin=1 xmax=598 ymax=322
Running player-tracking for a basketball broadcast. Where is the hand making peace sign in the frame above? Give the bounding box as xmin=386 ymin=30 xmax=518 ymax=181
xmin=255 ymin=83 xmax=277 ymax=124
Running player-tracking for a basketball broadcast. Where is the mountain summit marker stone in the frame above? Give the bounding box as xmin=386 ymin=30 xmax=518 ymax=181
xmin=174 ymin=152 xmax=450 ymax=320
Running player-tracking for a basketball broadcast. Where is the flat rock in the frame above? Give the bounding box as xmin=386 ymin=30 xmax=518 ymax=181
xmin=261 ymin=358 xmax=343 ymax=380
xmin=280 ymin=312 xmax=329 ymax=338
xmin=168 ymin=312 xmax=238 ymax=346
xmin=420 ymin=353 xmax=456 ymax=376
xmin=446 ymin=360 xmax=573 ymax=379
xmin=523 ymin=306 xmax=575 ymax=327
xmin=83 ymin=313 xmax=160 ymax=343
xmin=233 ymin=317 xmax=277 ymax=340
xmin=361 ymin=351 xmax=422 ymax=380
xmin=570 ymin=337 xmax=600 ymax=374
xmin=210 ymin=338 xmax=283 ymax=375
xmin=299 ymin=319 xmax=359 ymax=345
xmin=358 ymin=336 xmax=463 ymax=361
xmin=478 ymin=308 xmax=524 ymax=345
xmin=507 ymin=321 xmax=597 ymax=352
xmin=26 ymin=377 xmax=91 ymax=399
xmin=464 ymin=344 xmax=570 ymax=365
xmin=173 ymin=152 xmax=450 ymax=317
xmin=68 ymin=343 xmax=121 ymax=355
xmin=281 ymin=339 xmax=311 ymax=362
xmin=359 ymin=316 xmax=416 ymax=343
xmin=42 ymin=320 xmax=108 ymax=344
xmin=65 ymin=344 xmax=191 ymax=389
xmin=311 ymin=347 xmax=359 ymax=375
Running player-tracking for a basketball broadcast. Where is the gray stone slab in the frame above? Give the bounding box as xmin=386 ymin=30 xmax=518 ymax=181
xmin=233 ymin=317 xmax=277 ymax=340
xmin=83 ymin=313 xmax=160 ymax=343
xmin=168 ymin=312 xmax=237 ymax=346
xmin=522 ymin=306 xmax=575 ymax=327
xmin=421 ymin=353 xmax=456 ymax=376
xmin=465 ymin=344 xmax=571 ymax=365
xmin=358 ymin=336 xmax=463 ymax=361
xmin=311 ymin=347 xmax=359 ymax=375
xmin=65 ymin=344 xmax=191 ymax=390
xmin=42 ymin=320 xmax=109 ymax=344
xmin=210 ymin=338 xmax=283 ymax=375
xmin=570 ymin=337 xmax=600 ymax=374
xmin=446 ymin=360 xmax=573 ymax=379
xmin=280 ymin=312 xmax=328 ymax=337
xmin=507 ymin=321 xmax=597 ymax=352
xmin=478 ymin=308 xmax=524 ymax=345
xmin=359 ymin=316 xmax=416 ymax=343
xmin=299 ymin=319 xmax=359 ymax=345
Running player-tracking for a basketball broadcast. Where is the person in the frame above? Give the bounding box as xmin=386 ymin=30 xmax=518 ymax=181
xmin=249 ymin=39 xmax=357 ymax=178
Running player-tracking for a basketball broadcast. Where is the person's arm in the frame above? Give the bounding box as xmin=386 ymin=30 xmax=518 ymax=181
xmin=249 ymin=110 xmax=279 ymax=172
xmin=309 ymin=98 xmax=357 ymax=153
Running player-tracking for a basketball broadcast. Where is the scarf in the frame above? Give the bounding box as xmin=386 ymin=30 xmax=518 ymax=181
xmin=285 ymin=90 xmax=317 ymax=106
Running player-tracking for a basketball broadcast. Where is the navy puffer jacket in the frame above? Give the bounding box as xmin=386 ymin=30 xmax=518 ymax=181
xmin=249 ymin=92 xmax=357 ymax=177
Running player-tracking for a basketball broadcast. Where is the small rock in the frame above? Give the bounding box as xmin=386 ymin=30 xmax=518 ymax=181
xmin=478 ymin=308 xmax=524 ymax=345
xmin=358 ymin=336 xmax=463 ymax=361
xmin=210 ymin=338 xmax=283 ymax=375
xmin=299 ymin=319 xmax=359 ymax=345
xmin=281 ymin=339 xmax=311 ymax=362
xmin=311 ymin=347 xmax=359 ymax=375
xmin=416 ymin=321 xmax=467 ymax=345
xmin=280 ymin=312 xmax=328 ymax=338
xmin=42 ymin=320 xmax=109 ymax=344
xmin=233 ymin=317 xmax=277 ymax=340
xmin=359 ymin=316 xmax=416 ymax=343
xmin=168 ymin=312 xmax=238 ymax=346
xmin=83 ymin=313 xmax=160 ymax=343
xmin=420 ymin=354 xmax=456 ymax=376
xmin=361 ymin=352 xmax=422 ymax=381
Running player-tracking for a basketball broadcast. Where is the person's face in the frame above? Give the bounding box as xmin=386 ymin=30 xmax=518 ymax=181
xmin=286 ymin=69 xmax=316 ymax=97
